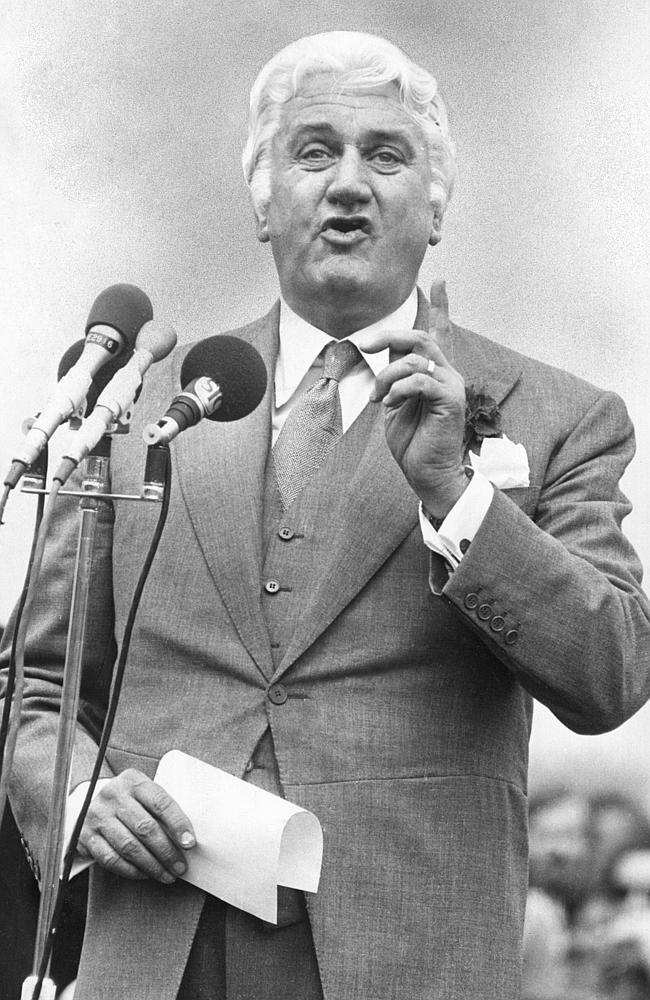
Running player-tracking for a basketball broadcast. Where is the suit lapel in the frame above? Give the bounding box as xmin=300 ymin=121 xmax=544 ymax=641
xmin=273 ymin=289 xmax=522 ymax=679
xmin=173 ymin=305 xmax=280 ymax=682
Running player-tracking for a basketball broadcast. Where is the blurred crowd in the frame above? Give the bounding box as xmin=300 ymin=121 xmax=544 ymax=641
xmin=524 ymin=788 xmax=650 ymax=1000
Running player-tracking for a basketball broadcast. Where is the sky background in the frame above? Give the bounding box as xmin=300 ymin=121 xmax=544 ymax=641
xmin=1 ymin=1 xmax=649 ymax=805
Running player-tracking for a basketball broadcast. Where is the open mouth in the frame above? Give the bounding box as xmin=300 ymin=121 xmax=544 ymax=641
xmin=320 ymin=217 xmax=370 ymax=244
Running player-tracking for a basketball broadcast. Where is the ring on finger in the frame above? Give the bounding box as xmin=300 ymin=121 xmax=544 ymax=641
xmin=425 ymin=359 xmax=436 ymax=377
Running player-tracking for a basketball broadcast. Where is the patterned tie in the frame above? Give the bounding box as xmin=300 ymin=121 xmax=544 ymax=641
xmin=273 ymin=339 xmax=360 ymax=509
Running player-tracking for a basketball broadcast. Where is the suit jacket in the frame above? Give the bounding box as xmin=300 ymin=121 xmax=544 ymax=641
xmin=3 ymin=292 xmax=650 ymax=1000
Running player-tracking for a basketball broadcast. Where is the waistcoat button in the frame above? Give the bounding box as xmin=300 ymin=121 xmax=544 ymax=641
xmin=267 ymin=684 xmax=288 ymax=705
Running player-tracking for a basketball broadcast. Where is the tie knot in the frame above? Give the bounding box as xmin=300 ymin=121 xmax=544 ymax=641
xmin=322 ymin=339 xmax=360 ymax=382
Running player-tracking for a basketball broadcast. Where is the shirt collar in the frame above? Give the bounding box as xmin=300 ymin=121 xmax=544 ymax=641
xmin=275 ymin=288 xmax=419 ymax=407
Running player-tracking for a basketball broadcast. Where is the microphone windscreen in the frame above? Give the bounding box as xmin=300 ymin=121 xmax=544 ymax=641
xmin=85 ymin=283 xmax=153 ymax=347
xmin=57 ymin=339 xmax=135 ymax=414
xmin=135 ymin=321 xmax=177 ymax=362
xmin=180 ymin=335 xmax=267 ymax=422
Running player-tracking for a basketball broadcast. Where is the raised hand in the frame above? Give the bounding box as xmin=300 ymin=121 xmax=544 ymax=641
xmin=356 ymin=281 xmax=467 ymax=520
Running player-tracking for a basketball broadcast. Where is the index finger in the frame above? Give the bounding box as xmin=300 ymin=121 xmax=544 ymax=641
xmin=134 ymin=779 xmax=196 ymax=850
xmin=429 ymin=280 xmax=451 ymax=339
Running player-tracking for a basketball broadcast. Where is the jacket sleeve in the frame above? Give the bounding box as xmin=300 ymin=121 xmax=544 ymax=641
xmin=441 ymin=389 xmax=650 ymax=734
xmin=0 ymin=485 xmax=118 ymax=870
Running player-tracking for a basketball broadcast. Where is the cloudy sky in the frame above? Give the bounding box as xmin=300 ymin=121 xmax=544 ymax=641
xmin=1 ymin=0 xmax=649 ymax=800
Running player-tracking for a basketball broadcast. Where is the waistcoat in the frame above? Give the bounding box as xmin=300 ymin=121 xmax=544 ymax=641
xmin=260 ymin=400 xmax=379 ymax=675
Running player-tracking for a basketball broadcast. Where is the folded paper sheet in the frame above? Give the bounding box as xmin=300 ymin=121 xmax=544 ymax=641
xmin=154 ymin=749 xmax=323 ymax=923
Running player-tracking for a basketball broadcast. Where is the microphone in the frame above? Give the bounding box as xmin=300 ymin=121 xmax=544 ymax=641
xmin=142 ymin=335 xmax=267 ymax=446
xmin=55 ymin=337 xmax=138 ymax=425
xmin=4 ymin=284 xmax=152 ymax=488
xmin=53 ymin=321 xmax=177 ymax=485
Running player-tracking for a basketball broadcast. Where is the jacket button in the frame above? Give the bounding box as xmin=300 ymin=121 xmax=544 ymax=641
xmin=464 ymin=593 xmax=479 ymax=610
xmin=478 ymin=603 xmax=493 ymax=621
xmin=264 ymin=580 xmax=281 ymax=595
xmin=490 ymin=615 xmax=506 ymax=632
xmin=267 ymin=684 xmax=288 ymax=705
xmin=504 ymin=629 xmax=519 ymax=645
xmin=278 ymin=526 xmax=295 ymax=541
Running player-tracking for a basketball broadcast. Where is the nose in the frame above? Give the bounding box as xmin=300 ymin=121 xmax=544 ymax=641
xmin=325 ymin=147 xmax=372 ymax=207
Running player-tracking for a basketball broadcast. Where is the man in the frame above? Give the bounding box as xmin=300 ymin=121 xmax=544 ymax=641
xmin=3 ymin=30 xmax=650 ymax=1000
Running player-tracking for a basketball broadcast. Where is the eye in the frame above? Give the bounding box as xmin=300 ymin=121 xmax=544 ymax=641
xmin=297 ymin=143 xmax=334 ymax=168
xmin=368 ymin=147 xmax=404 ymax=171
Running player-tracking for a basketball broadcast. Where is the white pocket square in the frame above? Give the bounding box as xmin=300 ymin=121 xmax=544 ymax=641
xmin=468 ymin=435 xmax=530 ymax=489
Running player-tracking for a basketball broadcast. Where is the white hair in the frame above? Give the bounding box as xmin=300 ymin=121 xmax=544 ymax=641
xmin=242 ymin=31 xmax=457 ymax=221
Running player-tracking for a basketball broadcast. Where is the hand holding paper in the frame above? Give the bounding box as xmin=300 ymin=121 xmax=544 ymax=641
xmin=154 ymin=750 xmax=323 ymax=924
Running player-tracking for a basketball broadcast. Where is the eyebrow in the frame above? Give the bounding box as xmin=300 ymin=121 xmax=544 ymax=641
xmin=288 ymin=122 xmax=418 ymax=154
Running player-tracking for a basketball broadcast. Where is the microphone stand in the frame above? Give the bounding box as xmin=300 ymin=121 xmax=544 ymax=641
xmin=20 ymin=438 xmax=164 ymax=1000
xmin=32 ymin=444 xmax=112 ymax=996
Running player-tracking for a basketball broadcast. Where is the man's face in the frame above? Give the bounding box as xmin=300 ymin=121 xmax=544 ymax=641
xmin=528 ymin=796 xmax=595 ymax=908
xmin=256 ymin=74 xmax=441 ymax=331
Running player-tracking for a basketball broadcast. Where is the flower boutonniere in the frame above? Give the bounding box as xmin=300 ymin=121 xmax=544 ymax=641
xmin=463 ymin=384 xmax=503 ymax=451
xmin=468 ymin=436 xmax=530 ymax=489
xmin=464 ymin=384 xmax=530 ymax=488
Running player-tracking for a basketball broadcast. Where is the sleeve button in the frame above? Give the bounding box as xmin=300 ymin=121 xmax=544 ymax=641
xmin=490 ymin=615 xmax=506 ymax=632
xmin=504 ymin=629 xmax=519 ymax=645
xmin=464 ymin=593 xmax=479 ymax=610
xmin=478 ymin=603 xmax=493 ymax=621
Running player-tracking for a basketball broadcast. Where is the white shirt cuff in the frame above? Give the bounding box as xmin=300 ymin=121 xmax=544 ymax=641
xmin=419 ymin=471 xmax=494 ymax=569
xmin=66 ymin=779 xmax=109 ymax=878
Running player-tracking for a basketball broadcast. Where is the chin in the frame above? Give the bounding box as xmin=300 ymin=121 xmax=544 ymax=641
xmin=312 ymin=260 xmax=378 ymax=299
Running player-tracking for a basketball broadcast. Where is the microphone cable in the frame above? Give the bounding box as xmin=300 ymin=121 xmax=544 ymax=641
xmin=30 ymin=445 xmax=172 ymax=1000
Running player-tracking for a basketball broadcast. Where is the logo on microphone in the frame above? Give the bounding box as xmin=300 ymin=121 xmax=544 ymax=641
xmin=193 ymin=376 xmax=223 ymax=415
xmin=86 ymin=331 xmax=121 ymax=354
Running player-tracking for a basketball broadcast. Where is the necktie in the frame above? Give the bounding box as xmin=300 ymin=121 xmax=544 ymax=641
xmin=273 ymin=339 xmax=360 ymax=509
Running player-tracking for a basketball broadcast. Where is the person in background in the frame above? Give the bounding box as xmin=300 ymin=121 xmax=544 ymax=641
xmin=524 ymin=788 xmax=650 ymax=999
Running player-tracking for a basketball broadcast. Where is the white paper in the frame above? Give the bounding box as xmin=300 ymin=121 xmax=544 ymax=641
xmin=469 ymin=434 xmax=530 ymax=489
xmin=154 ymin=749 xmax=323 ymax=923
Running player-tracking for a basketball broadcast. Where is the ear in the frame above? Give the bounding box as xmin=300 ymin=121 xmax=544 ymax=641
xmin=255 ymin=209 xmax=270 ymax=244
xmin=428 ymin=205 xmax=443 ymax=247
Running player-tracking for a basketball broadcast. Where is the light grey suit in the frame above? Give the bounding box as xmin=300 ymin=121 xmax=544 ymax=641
xmin=3 ymin=292 xmax=650 ymax=999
